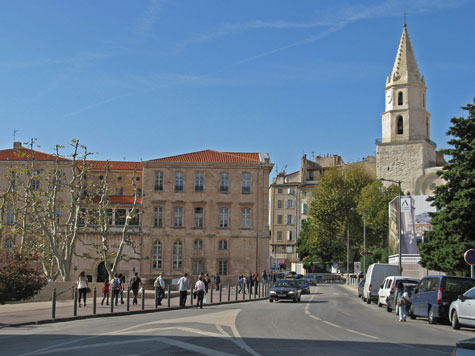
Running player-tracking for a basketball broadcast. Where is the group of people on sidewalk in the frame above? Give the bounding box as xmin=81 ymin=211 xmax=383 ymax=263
xmin=238 ymin=271 xmax=267 ymax=294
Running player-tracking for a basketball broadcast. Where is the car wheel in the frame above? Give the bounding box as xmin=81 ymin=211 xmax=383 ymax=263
xmin=298 ymin=296 xmax=301 ymax=302
xmin=452 ymin=310 xmax=460 ymax=330
xmin=409 ymin=305 xmax=416 ymax=319
xmin=378 ymin=299 xmax=382 ymax=307
xmin=428 ymin=307 xmax=437 ymax=324
xmin=293 ymin=297 xmax=297 ymax=303
xmin=366 ymin=296 xmax=371 ymax=304
xmin=387 ymin=304 xmax=392 ymax=313
xmin=269 ymin=299 xmax=273 ymax=303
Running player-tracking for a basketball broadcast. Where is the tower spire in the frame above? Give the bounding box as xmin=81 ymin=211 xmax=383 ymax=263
xmin=387 ymin=25 xmax=423 ymax=86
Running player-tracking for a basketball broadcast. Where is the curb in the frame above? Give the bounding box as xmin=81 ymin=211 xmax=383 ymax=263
xmin=0 ymin=296 xmax=269 ymax=329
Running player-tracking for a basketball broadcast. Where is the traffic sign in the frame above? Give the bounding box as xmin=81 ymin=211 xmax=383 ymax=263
xmin=360 ymin=251 xmax=373 ymax=257
xmin=464 ymin=249 xmax=475 ymax=265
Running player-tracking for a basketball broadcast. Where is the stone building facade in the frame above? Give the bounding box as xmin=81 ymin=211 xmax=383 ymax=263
xmin=0 ymin=145 xmax=273 ymax=284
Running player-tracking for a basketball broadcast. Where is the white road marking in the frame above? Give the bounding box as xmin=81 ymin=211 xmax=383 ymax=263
xmin=322 ymin=321 xmax=341 ymax=328
xmin=309 ymin=315 xmax=321 ymax=321
xmin=345 ymin=328 xmax=379 ymax=339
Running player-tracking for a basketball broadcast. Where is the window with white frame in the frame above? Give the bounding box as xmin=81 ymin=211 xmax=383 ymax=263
xmin=242 ymin=172 xmax=251 ymax=194
xmin=154 ymin=207 xmax=163 ymax=227
xmin=287 ymin=231 xmax=294 ymax=241
xmin=220 ymin=172 xmax=229 ymax=193
xmin=219 ymin=208 xmax=229 ymax=228
xmin=218 ymin=239 xmax=228 ymax=250
xmin=195 ymin=172 xmax=204 ymax=192
xmin=241 ymin=208 xmax=251 ymax=228
xmin=174 ymin=207 xmax=183 ymax=227
xmin=218 ymin=260 xmax=227 ymax=275
xmin=194 ymin=207 xmax=203 ymax=228
xmin=288 ymin=187 xmax=295 ymax=195
xmin=286 ymin=214 xmax=294 ymax=225
xmin=172 ymin=241 xmax=183 ymax=269
xmin=6 ymin=206 xmax=14 ymax=224
xmin=32 ymin=170 xmax=40 ymax=190
xmin=194 ymin=239 xmax=203 ymax=250
xmin=193 ymin=260 xmax=203 ymax=275
xmin=175 ymin=171 xmax=184 ymax=192
xmin=155 ymin=171 xmax=164 ymax=191
xmin=4 ymin=238 xmax=14 ymax=252
xmin=286 ymin=199 xmax=294 ymax=209
xmin=152 ymin=240 xmax=162 ymax=269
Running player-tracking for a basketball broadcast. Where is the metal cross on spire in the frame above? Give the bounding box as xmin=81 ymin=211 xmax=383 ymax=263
xmin=403 ymin=11 xmax=408 ymax=26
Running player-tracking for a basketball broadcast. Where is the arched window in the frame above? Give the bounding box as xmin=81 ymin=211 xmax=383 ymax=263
xmin=218 ymin=239 xmax=228 ymax=251
xmin=397 ymin=116 xmax=404 ymax=134
xmin=173 ymin=241 xmax=183 ymax=269
xmin=152 ymin=241 xmax=162 ymax=269
xmin=194 ymin=239 xmax=203 ymax=250
xmin=398 ymin=91 xmax=403 ymax=106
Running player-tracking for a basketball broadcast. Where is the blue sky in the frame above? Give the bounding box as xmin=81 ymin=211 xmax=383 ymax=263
xmin=1 ymin=0 xmax=474 ymax=175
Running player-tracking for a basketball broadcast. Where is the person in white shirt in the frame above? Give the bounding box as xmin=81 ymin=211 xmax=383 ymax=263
xmin=177 ymin=273 xmax=189 ymax=306
xmin=154 ymin=272 xmax=165 ymax=305
xmin=77 ymin=271 xmax=88 ymax=307
xmin=194 ymin=276 xmax=206 ymax=309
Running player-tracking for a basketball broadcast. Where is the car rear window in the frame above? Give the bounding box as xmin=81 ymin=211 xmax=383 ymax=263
xmin=443 ymin=278 xmax=475 ymax=294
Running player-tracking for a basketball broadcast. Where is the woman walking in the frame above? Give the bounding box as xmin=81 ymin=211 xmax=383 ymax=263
xmin=101 ymin=278 xmax=110 ymax=305
xmin=194 ymin=276 xmax=206 ymax=309
xmin=77 ymin=271 xmax=88 ymax=307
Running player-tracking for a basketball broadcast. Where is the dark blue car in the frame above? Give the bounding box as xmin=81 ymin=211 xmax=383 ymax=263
xmin=410 ymin=275 xmax=475 ymax=324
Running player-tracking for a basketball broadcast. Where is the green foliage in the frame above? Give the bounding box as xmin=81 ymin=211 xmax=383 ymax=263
xmin=0 ymin=252 xmax=47 ymax=304
xmin=419 ymin=99 xmax=475 ymax=275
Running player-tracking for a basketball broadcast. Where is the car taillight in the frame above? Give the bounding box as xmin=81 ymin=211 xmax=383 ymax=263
xmin=369 ymin=283 xmax=372 ymax=292
xmin=437 ymin=287 xmax=443 ymax=303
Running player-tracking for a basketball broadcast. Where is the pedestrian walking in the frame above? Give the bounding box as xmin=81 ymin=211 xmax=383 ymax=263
xmin=253 ymin=272 xmax=259 ymax=295
xmin=101 ymin=278 xmax=110 ymax=305
xmin=154 ymin=272 xmax=165 ymax=305
xmin=397 ymin=291 xmax=409 ymax=322
xmin=130 ymin=272 xmax=142 ymax=305
xmin=111 ymin=273 xmax=121 ymax=306
xmin=77 ymin=271 xmax=88 ymax=307
xmin=204 ymin=273 xmax=210 ymax=294
xmin=177 ymin=273 xmax=189 ymax=307
xmin=194 ymin=276 xmax=206 ymax=309
xmin=214 ymin=273 xmax=221 ymax=291
xmin=261 ymin=270 xmax=267 ymax=284
xmin=246 ymin=272 xmax=252 ymax=293
xmin=238 ymin=274 xmax=244 ymax=293
xmin=119 ymin=273 xmax=125 ymax=304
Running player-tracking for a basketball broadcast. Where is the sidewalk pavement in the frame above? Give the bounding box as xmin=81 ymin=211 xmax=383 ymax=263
xmin=0 ymin=285 xmax=267 ymax=328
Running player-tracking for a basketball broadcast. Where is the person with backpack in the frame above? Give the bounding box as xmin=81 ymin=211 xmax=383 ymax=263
xmin=111 ymin=273 xmax=121 ymax=306
xmin=101 ymin=278 xmax=110 ymax=306
xmin=154 ymin=272 xmax=165 ymax=305
xmin=397 ymin=290 xmax=409 ymax=322
xmin=130 ymin=272 xmax=142 ymax=305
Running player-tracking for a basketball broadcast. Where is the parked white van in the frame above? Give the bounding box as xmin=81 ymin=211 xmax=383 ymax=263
xmin=363 ymin=263 xmax=400 ymax=304
xmin=377 ymin=276 xmax=419 ymax=308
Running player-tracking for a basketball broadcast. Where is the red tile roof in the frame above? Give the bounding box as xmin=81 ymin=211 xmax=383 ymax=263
xmin=0 ymin=148 xmax=70 ymax=161
xmin=150 ymin=150 xmax=261 ymax=163
xmin=108 ymin=196 xmax=142 ymax=204
xmin=86 ymin=161 xmax=143 ymax=171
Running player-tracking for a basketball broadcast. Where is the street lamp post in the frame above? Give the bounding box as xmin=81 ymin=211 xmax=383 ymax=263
xmin=363 ymin=215 xmax=366 ymax=278
xmin=347 ymin=222 xmax=350 ymax=284
xmin=380 ymin=178 xmax=403 ymax=276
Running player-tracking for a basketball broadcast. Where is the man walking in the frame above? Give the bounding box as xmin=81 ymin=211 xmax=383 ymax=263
xmin=177 ymin=273 xmax=189 ymax=307
xmin=154 ymin=272 xmax=165 ymax=305
xmin=214 ymin=273 xmax=221 ymax=291
xmin=194 ymin=276 xmax=206 ymax=309
xmin=130 ymin=272 xmax=142 ymax=305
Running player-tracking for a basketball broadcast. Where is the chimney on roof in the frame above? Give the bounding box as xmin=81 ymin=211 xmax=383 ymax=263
xmin=13 ymin=142 xmax=22 ymax=149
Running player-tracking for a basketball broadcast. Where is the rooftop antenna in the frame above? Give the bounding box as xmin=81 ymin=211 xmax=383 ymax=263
xmin=403 ymin=11 xmax=408 ymax=26
xmin=13 ymin=129 xmax=19 ymax=142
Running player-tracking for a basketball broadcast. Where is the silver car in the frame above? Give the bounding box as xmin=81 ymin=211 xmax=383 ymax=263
xmin=449 ymin=287 xmax=475 ymax=329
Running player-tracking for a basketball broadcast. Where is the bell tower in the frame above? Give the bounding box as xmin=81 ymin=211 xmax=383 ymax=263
xmin=377 ymin=25 xmax=436 ymax=194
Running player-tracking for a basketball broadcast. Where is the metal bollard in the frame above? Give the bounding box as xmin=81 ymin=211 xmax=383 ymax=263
xmin=155 ymin=287 xmax=158 ymax=309
xmin=249 ymin=285 xmax=251 ymax=300
xmin=210 ymin=287 xmax=213 ymax=304
xmin=73 ymin=288 xmax=78 ymax=316
xmin=111 ymin=292 xmax=114 ymax=312
xmin=190 ymin=284 xmax=193 ymax=306
xmin=93 ymin=287 xmax=97 ymax=315
xmin=228 ymin=284 xmax=231 ymax=302
xmin=127 ymin=288 xmax=130 ymax=311
xmin=52 ymin=288 xmax=56 ymax=319
xmin=167 ymin=285 xmax=171 ymax=308
xmin=235 ymin=284 xmax=238 ymax=301
xmin=141 ymin=287 xmax=145 ymax=310
xmin=219 ymin=285 xmax=222 ymax=302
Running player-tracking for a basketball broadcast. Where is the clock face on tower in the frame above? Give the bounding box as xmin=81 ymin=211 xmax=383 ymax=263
xmin=386 ymin=90 xmax=393 ymax=104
